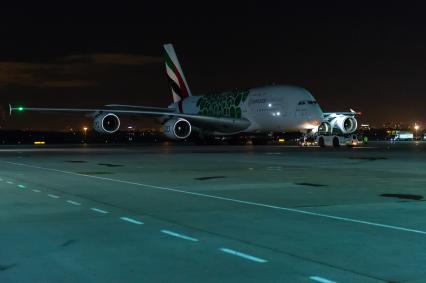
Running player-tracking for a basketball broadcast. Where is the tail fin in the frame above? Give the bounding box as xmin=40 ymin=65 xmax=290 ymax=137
xmin=164 ymin=44 xmax=192 ymax=104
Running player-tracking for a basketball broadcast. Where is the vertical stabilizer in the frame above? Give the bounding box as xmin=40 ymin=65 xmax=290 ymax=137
xmin=164 ymin=44 xmax=192 ymax=105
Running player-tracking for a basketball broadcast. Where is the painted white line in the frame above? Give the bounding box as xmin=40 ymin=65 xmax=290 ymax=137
xmin=161 ymin=229 xmax=198 ymax=242
xmin=90 ymin=208 xmax=109 ymax=214
xmin=267 ymin=168 xmax=282 ymax=171
xmin=5 ymin=161 xmax=426 ymax=235
xmin=47 ymin=194 xmax=59 ymax=199
xmin=31 ymin=189 xmax=41 ymax=193
xmin=66 ymin=200 xmax=81 ymax=206
xmin=219 ymin=248 xmax=267 ymax=263
xmin=309 ymin=276 xmax=337 ymax=283
xmin=120 ymin=217 xmax=144 ymax=225
xmin=18 ymin=184 xmax=26 ymax=189
xmin=6 ymin=181 xmax=14 ymax=184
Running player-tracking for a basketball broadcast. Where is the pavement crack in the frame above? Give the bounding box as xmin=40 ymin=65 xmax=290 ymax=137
xmin=60 ymin=239 xmax=77 ymax=248
xmin=97 ymin=163 xmax=124 ymax=167
xmin=0 ymin=263 xmax=17 ymax=271
xmin=295 ymin=182 xmax=327 ymax=187
xmin=195 ymin=176 xmax=226 ymax=181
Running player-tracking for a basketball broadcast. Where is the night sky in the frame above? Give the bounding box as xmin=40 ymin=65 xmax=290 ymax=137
xmin=1 ymin=2 xmax=426 ymax=130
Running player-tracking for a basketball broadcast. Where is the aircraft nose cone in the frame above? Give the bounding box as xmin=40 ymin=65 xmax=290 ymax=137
xmin=306 ymin=107 xmax=323 ymax=127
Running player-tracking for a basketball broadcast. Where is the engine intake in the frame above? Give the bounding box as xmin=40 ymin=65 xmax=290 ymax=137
xmin=93 ymin=113 xmax=120 ymax=134
xmin=163 ymin=118 xmax=192 ymax=139
xmin=318 ymin=122 xmax=332 ymax=134
xmin=334 ymin=116 xmax=357 ymax=134
xmin=319 ymin=116 xmax=358 ymax=135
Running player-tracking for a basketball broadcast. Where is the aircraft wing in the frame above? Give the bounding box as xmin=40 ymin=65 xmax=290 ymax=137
xmin=9 ymin=105 xmax=251 ymax=133
xmin=104 ymin=104 xmax=176 ymax=113
xmin=323 ymin=109 xmax=361 ymax=117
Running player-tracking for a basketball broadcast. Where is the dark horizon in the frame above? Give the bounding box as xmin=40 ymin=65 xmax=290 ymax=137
xmin=1 ymin=2 xmax=426 ymax=130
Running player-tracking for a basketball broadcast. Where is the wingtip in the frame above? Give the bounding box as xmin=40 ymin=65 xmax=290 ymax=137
xmin=350 ymin=108 xmax=362 ymax=115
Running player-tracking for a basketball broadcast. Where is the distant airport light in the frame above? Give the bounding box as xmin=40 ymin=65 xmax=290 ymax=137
xmin=414 ymin=124 xmax=420 ymax=140
xmin=278 ymin=138 xmax=285 ymax=143
xmin=268 ymin=103 xmax=272 ymax=107
xmin=17 ymin=106 xmax=24 ymax=111
xmin=34 ymin=141 xmax=45 ymax=145
xmin=82 ymin=127 xmax=88 ymax=143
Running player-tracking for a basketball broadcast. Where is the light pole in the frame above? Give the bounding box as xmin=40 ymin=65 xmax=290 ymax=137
xmin=83 ymin=127 xmax=88 ymax=142
xmin=414 ymin=124 xmax=419 ymax=140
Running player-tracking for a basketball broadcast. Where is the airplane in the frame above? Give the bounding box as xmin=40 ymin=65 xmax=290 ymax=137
xmin=9 ymin=44 xmax=358 ymax=145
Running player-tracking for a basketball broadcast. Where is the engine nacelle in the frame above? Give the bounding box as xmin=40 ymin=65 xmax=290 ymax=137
xmin=163 ymin=118 xmax=192 ymax=139
xmin=318 ymin=122 xmax=332 ymax=134
xmin=330 ymin=116 xmax=358 ymax=134
xmin=93 ymin=113 xmax=121 ymax=134
xmin=318 ymin=116 xmax=358 ymax=135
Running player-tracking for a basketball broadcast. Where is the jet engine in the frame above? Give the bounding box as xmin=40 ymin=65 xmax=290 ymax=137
xmin=318 ymin=115 xmax=357 ymax=135
xmin=93 ymin=113 xmax=121 ymax=134
xmin=318 ymin=121 xmax=332 ymax=134
xmin=333 ymin=116 xmax=357 ymax=134
xmin=163 ymin=118 xmax=192 ymax=139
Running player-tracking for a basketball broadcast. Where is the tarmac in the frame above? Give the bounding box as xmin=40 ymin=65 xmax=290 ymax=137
xmin=0 ymin=141 xmax=426 ymax=283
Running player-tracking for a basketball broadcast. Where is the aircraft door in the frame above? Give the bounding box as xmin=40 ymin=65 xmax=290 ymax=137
xmin=295 ymin=101 xmax=308 ymax=120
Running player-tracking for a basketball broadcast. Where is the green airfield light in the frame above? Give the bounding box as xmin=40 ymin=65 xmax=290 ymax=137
xmin=17 ymin=106 xmax=24 ymax=111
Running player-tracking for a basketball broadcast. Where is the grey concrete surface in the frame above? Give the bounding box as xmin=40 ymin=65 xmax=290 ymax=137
xmin=0 ymin=142 xmax=426 ymax=282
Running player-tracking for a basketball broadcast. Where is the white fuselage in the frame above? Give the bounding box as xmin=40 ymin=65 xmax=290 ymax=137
xmin=172 ymin=85 xmax=324 ymax=135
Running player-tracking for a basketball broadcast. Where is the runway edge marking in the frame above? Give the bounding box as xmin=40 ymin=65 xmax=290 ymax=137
xmin=90 ymin=208 xmax=109 ymax=214
xmin=4 ymin=161 xmax=426 ymax=236
xmin=219 ymin=248 xmax=267 ymax=263
xmin=47 ymin=194 xmax=60 ymax=199
xmin=66 ymin=200 xmax=81 ymax=206
xmin=120 ymin=217 xmax=144 ymax=225
xmin=161 ymin=229 xmax=199 ymax=242
xmin=309 ymin=276 xmax=337 ymax=283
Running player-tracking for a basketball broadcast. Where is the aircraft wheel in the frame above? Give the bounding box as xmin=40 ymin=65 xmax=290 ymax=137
xmin=252 ymin=138 xmax=267 ymax=145
xmin=318 ymin=137 xmax=325 ymax=147
xmin=333 ymin=137 xmax=340 ymax=148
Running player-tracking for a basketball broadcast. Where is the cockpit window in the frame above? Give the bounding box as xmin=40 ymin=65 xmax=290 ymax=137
xmin=298 ymin=100 xmax=317 ymax=105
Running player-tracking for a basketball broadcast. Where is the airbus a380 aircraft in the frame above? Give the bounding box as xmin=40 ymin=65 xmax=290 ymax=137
xmin=10 ymin=44 xmax=358 ymax=144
